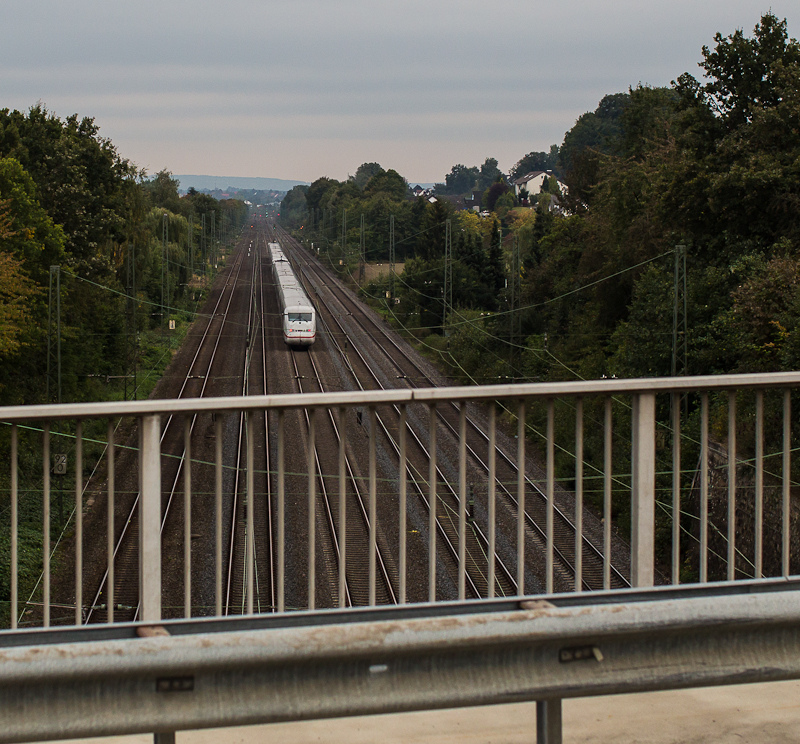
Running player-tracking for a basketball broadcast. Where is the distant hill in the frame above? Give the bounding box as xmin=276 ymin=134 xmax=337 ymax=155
xmin=175 ymin=175 xmax=309 ymax=192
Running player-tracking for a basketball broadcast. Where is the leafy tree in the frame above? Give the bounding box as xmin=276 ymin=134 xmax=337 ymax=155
xmin=477 ymin=157 xmax=503 ymax=191
xmin=306 ymin=177 xmax=340 ymax=215
xmin=0 ymin=200 xmax=41 ymax=360
xmin=674 ymin=12 xmax=800 ymax=129
xmin=560 ymin=93 xmax=630 ymax=206
xmin=0 ymin=157 xmax=66 ymax=281
xmin=511 ymin=147 xmax=559 ymax=179
xmin=0 ymin=105 xmax=136 ymax=268
xmin=364 ymin=169 xmax=408 ymax=200
xmin=484 ymin=180 xmax=510 ymax=212
xmin=143 ymin=169 xmax=183 ymax=214
xmin=443 ymin=164 xmax=479 ymax=195
xmin=279 ymin=185 xmax=309 ymax=229
xmin=352 ymin=162 xmax=384 ymax=189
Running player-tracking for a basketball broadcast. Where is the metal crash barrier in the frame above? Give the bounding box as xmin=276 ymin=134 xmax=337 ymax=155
xmin=1 ymin=579 xmax=800 ymax=744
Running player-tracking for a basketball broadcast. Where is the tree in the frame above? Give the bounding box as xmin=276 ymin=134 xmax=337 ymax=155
xmin=559 ymin=93 xmax=630 ymax=205
xmin=511 ymin=147 xmax=559 ymax=179
xmin=352 ymin=162 xmax=384 ymax=189
xmin=143 ymin=169 xmax=183 ymax=214
xmin=0 ymin=105 xmax=136 ymax=268
xmin=364 ymin=169 xmax=408 ymax=200
xmin=674 ymin=12 xmax=800 ymax=129
xmin=0 ymin=157 xmax=66 ymax=281
xmin=279 ymin=185 xmax=309 ymax=229
xmin=0 ymin=200 xmax=40 ymax=360
xmin=306 ymin=177 xmax=340 ymax=215
xmin=484 ymin=180 xmax=510 ymax=213
xmin=477 ymin=157 xmax=502 ymax=191
xmin=443 ymin=164 xmax=479 ymax=195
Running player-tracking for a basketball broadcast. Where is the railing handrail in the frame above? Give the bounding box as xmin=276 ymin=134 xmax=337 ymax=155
xmin=2 ymin=371 xmax=800 ymax=421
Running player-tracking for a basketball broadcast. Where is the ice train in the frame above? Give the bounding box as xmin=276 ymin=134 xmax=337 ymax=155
xmin=268 ymin=242 xmax=316 ymax=347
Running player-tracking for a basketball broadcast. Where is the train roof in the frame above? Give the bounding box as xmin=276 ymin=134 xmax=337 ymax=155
xmin=269 ymin=241 xmax=314 ymax=312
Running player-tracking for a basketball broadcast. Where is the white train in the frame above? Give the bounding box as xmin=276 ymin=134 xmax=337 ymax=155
xmin=268 ymin=242 xmax=316 ymax=347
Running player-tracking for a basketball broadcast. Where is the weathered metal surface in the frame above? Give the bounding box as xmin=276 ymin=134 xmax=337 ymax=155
xmin=1 ymin=582 xmax=800 ymax=742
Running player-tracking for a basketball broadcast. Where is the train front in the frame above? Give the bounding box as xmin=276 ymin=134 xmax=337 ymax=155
xmin=283 ymin=305 xmax=316 ymax=346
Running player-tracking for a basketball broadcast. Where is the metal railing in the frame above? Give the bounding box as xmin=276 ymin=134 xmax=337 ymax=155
xmin=1 ymin=372 xmax=797 ymax=630
xmin=2 ymin=579 xmax=800 ymax=744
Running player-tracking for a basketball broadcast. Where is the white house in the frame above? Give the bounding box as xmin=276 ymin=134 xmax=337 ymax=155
xmin=513 ymin=170 xmax=568 ymax=198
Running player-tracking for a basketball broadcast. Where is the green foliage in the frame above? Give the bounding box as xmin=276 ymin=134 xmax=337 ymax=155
xmin=511 ymin=147 xmax=560 ymax=179
xmin=352 ymin=162 xmax=384 ymax=189
xmin=279 ymin=185 xmax=309 ymax=229
xmin=442 ymin=163 xmax=479 ymax=195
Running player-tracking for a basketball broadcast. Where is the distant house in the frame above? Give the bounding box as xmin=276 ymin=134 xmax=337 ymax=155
xmin=464 ymin=190 xmax=483 ymax=212
xmin=513 ymin=171 xmax=567 ymax=199
xmin=412 ymin=184 xmax=425 ymax=197
xmin=438 ymin=194 xmax=465 ymax=210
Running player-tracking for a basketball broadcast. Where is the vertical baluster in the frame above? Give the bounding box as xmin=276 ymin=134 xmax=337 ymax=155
xmin=43 ymin=424 xmax=50 ymax=628
xmin=700 ymin=393 xmax=709 ymax=583
xmin=754 ymin=390 xmax=764 ymax=579
xmin=458 ymin=403 xmax=467 ymax=600
xmin=75 ymin=422 xmax=83 ymax=626
xmin=277 ymin=410 xmax=285 ymax=613
xmin=10 ymin=424 xmax=18 ymax=630
xmin=338 ymin=407 xmax=347 ymax=609
xmin=574 ymin=398 xmax=583 ymax=592
xmin=215 ymin=414 xmax=223 ymax=617
xmin=369 ymin=407 xmax=378 ymax=606
xmin=139 ymin=414 xmax=162 ymax=623
xmin=428 ymin=403 xmax=437 ymax=603
xmin=727 ymin=391 xmax=737 ymax=581
xmin=546 ymin=400 xmax=554 ymax=594
xmin=488 ymin=405 xmax=497 ymax=599
xmin=755 ymin=391 xmax=764 ymax=579
xmin=517 ymin=400 xmax=526 ymax=595
xmin=631 ymin=393 xmax=656 ymax=588
xmin=246 ymin=413 xmax=255 ymax=615
xmin=672 ymin=393 xmax=681 ymax=585
xmin=107 ymin=423 xmax=114 ymax=624
xmin=603 ymin=399 xmax=612 ymax=590
xmin=184 ymin=419 xmax=192 ymax=618
xmin=782 ymin=389 xmax=791 ymax=578
xmin=399 ymin=405 xmax=407 ymax=604
xmin=308 ymin=409 xmax=316 ymax=610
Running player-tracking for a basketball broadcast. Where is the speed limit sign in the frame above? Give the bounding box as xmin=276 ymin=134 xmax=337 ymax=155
xmin=53 ymin=453 xmax=67 ymax=475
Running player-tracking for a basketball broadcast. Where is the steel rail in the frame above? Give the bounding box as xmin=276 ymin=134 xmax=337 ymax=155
xmin=226 ymin=245 xmax=262 ymax=615
xmin=304 ymin=345 xmax=398 ymax=606
xmin=307 ymin=282 xmax=494 ymax=600
xmin=287 ymin=235 xmax=627 ymax=590
xmin=256 ymin=233 xmax=277 ymax=612
xmin=85 ymin=238 xmax=251 ymax=624
xmin=289 ymin=347 xmax=355 ymax=609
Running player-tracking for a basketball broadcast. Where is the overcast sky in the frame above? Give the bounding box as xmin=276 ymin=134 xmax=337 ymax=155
xmin=3 ymin=1 xmax=798 ymax=184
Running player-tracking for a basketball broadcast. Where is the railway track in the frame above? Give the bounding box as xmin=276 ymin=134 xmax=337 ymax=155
xmin=274 ymin=222 xmax=631 ymax=594
xmin=53 ymin=214 xmax=629 ymax=629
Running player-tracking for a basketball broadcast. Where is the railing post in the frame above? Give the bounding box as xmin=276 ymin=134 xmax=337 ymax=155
xmin=536 ymin=699 xmax=562 ymax=744
xmin=139 ymin=414 xmax=162 ymax=622
xmin=631 ymin=393 xmax=656 ymax=587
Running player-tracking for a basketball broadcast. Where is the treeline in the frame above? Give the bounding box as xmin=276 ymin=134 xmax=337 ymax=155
xmin=0 ymin=105 xmax=249 ymax=406
xmin=282 ymin=13 xmax=800 ymax=569
xmin=283 ymin=12 xmax=800 ymax=387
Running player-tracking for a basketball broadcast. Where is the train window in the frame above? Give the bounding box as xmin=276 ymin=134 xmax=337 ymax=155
xmin=288 ymin=312 xmax=313 ymax=322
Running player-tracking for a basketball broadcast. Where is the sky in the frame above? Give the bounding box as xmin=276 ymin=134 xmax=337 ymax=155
xmin=2 ymin=1 xmax=799 ymax=185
